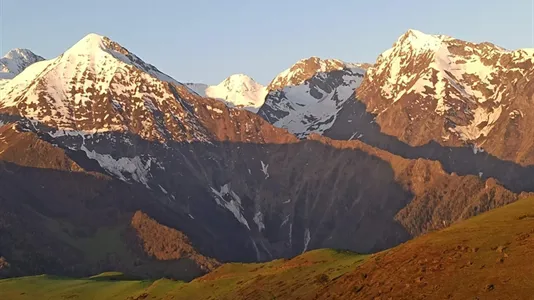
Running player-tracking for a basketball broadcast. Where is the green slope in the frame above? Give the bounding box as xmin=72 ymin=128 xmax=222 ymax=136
xmin=3 ymin=197 xmax=534 ymax=300
xmin=0 ymin=250 xmax=366 ymax=300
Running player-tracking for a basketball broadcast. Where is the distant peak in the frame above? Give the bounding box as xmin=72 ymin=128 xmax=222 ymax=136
xmin=267 ymin=57 xmax=350 ymax=90
xmin=4 ymin=48 xmax=32 ymax=57
xmin=0 ymin=48 xmax=45 ymax=80
xmin=2 ymin=48 xmax=43 ymax=60
xmin=219 ymin=74 xmax=263 ymax=90
xmin=225 ymin=73 xmax=254 ymax=80
xmin=297 ymin=56 xmax=342 ymax=65
xmin=300 ymin=56 xmax=321 ymax=62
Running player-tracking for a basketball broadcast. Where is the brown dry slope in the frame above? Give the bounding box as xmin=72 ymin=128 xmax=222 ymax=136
xmin=130 ymin=211 xmax=219 ymax=272
xmin=315 ymin=197 xmax=534 ymax=299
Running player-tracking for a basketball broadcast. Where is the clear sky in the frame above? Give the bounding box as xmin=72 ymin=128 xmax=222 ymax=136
xmin=1 ymin=0 xmax=533 ymax=85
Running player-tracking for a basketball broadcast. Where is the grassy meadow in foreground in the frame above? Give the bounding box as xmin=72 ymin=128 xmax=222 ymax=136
xmin=0 ymin=250 xmax=366 ymax=300
xmin=3 ymin=197 xmax=534 ymax=299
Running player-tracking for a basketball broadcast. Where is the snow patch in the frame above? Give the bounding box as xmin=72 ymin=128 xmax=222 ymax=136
xmin=449 ymin=106 xmax=503 ymax=141
xmin=210 ymin=184 xmax=250 ymax=230
xmin=280 ymin=214 xmax=290 ymax=227
xmin=250 ymin=238 xmax=261 ymax=261
xmin=348 ymin=132 xmax=363 ymax=141
xmin=59 ymin=129 xmax=155 ymax=188
xmin=158 ymin=185 xmax=168 ymax=194
xmin=253 ymin=211 xmax=265 ymax=232
xmin=303 ymin=228 xmax=311 ymax=253
xmin=206 ymin=105 xmax=223 ymax=114
xmin=81 ymin=144 xmax=152 ymax=188
xmin=472 ymin=144 xmax=485 ymax=155
xmin=260 ymin=161 xmax=269 ymax=179
xmin=509 ymin=109 xmax=524 ymax=120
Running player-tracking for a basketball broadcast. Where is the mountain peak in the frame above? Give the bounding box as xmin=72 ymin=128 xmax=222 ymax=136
xmin=0 ymin=32 xmax=194 ymax=141
xmin=395 ymin=29 xmax=448 ymax=53
xmin=80 ymin=32 xmax=107 ymax=43
xmin=3 ymin=48 xmax=42 ymax=60
xmin=404 ymin=29 xmax=429 ymax=38
xmin=298 ymin=56 xmax=322 ymax=63
xmin=57 ymin=33 xmax=179 ymax=85
xmin=63 ymin=33 xmax=117 ymax=57
xmin=200 ymin=74 xmax=267 ymax=112
xmin=221 ymin=74 xmax=260 ymax=88
xmin=267 ymin=57 xmax=349 ymax=91
xmin=223 ymin=73 xmax=255 ymax=82
xmin=297 ymin=56 xmax=344 ymax=68
xmin=360 ymin=28 xmax=534 ymax=148
xmin=0 ymin=48 xmax=45 ymax=80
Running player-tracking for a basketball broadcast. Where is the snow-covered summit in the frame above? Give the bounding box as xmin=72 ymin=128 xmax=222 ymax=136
xmin=0 ymin=48 xmax=45 ymax=80
xmin=0 ymin=33 xmax=209 ymax=142
xmin=397 ymin=29 xmax=450 ymax=52
xmin=186 ymin=74 xmax=267 ymax=113
xmin=258 ymin=57 xmax=366 ymax=138
xmin=267 ymin=56 xmax=349 ymax=91
xmin=359 ymin=28 xmax=534 ymax=147
xmin=61 ymin=33 xmax=180 ymax=85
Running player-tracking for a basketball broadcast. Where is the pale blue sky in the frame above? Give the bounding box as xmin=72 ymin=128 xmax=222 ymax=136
xmin=1 ymin=0 xmax=533 ymax=85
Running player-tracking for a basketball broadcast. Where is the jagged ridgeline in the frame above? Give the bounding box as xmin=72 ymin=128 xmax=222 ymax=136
xmin=0 ymin=29 xmax=533 ymax=283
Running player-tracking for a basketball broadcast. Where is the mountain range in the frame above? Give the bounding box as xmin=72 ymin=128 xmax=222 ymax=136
xmin=1 ymin=29 xmax=534 ymax=283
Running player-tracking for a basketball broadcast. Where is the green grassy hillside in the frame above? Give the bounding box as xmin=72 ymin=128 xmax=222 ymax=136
xmin=0 ymin=249 xmax=366 ymax=300
xmin=2 ymin=197 xmax=534 ymax=299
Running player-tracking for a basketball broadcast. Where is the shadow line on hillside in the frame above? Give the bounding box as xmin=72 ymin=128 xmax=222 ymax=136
xmin=324 ymin=98 xmax=534 ymax=193
xmin=0 ymin=113 xmax=414 ymax=264
xmin=2 ymin=108 xmax=533 ymax=277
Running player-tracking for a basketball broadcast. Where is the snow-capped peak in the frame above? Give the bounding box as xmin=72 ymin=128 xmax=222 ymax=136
xmin=61 ymin=33 xmax=180 ymax=85
xmin=218 ymin=74 xmax=265 ymax=97
xmin=258 ymin=56 xmax=366 ymax=138
xmin=0 ymin=48 xmax=45 ymax=80
xmin=64 ymin=32 xmax=106 ymax=54
xmin=375 ymin=29 xmax=450 ymax=63
xmin=2 ymin=48 xmax=42 ymax=61
xmin=267 ymin=56 xmax=349 ymax=91
xmin=0 ymin=33 xmax=213 ymax=142
xmin=187 ymin=74 xmax=268 ymax=113
xmin=221 ymin=73 xmax=256 ymax=86
xmin=359 ymin=29 xmax=534 ymax=146
xmin=397 ymin=29 xmax=449 ymax=52
xmin=367 ymin=28 xmax=518 ymax=107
